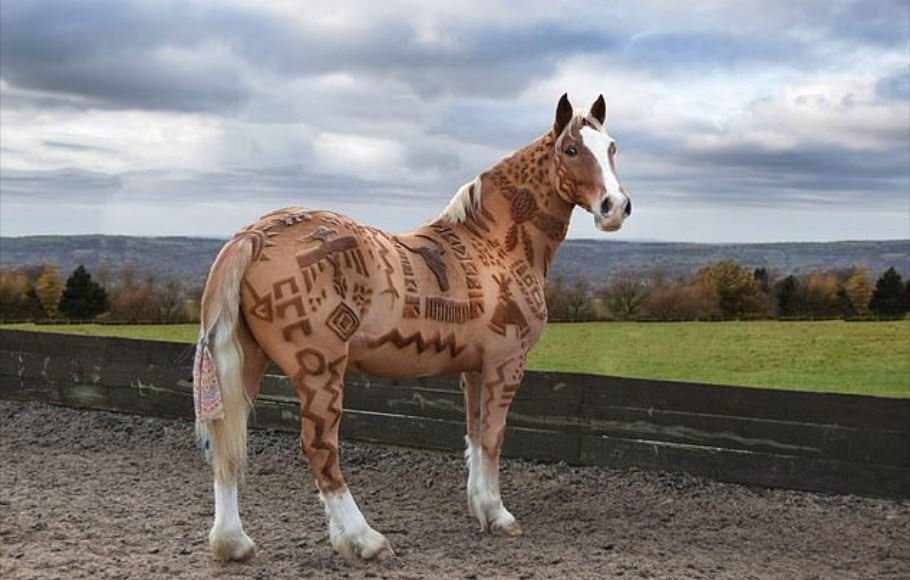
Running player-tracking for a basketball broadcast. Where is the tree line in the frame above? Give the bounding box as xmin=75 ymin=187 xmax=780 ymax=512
xmin=546 ymin=261 xmax=910 ymax=322
xmin=1 ymin=260 xmax=908 ymax=324
xmin=0 ymin=263 xmax=201 ymax=323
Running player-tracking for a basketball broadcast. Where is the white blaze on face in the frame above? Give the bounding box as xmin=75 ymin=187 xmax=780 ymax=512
xmin=580 ymin=125 xmax=627 ymax=229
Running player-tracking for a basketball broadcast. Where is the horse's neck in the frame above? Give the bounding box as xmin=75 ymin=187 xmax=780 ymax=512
xmin=458 ymin=134 xmax=573 ymax=279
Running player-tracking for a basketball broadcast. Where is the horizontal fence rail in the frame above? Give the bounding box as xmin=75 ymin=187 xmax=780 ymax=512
xmin=1 ymin=329 xmax=907 ymax=498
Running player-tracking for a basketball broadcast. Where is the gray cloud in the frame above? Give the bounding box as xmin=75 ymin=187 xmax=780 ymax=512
xmin=42 ymin=140 xmax=116 ymax=154
xmin=0 ymin=0 xmax=610 ymax=111
xmin=1 ymin=0 xmax=908 ymax=241
xmin=1 ymin=168 xmax=122 ymax=202
xmin=0 ymin=164 xmax=427 ymax=206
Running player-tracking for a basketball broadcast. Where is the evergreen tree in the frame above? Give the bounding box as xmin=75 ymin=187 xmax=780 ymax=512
xmin=775 ymin=275 xmax=799 ymax=317
xmin=869 ymin=267 xmax=905 ymax=317
xmin=59 ymin=265 xmax=109 ymax=320
xmin=753 ymin=267 xmax=770 ymax=294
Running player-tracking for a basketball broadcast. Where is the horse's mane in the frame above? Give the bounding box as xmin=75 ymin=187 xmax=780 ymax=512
xmin=438 ymin=175 xmax=483 ymax=223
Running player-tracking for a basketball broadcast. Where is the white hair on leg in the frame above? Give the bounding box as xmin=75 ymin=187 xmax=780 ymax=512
xmin=464 ymin=437 xmax=520 ymax=535
xmin=437 ymin=175 xmax=483 ymax=223
xmin=209 ymin=480 xmax=255 ymax=561
xmin=321 ymin=489 xmax=393 ymax=560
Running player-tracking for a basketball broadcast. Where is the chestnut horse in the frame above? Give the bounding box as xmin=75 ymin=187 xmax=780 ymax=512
xmin=195 ymin=93 xmax=631 ymax=562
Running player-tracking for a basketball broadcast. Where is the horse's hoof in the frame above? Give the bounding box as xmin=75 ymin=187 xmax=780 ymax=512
xmin=210 ymin=531 xmax=256 ymax=562
xmin=359 ymin=528 xmax=394 ymax=560
xmin=332 ymin=527 xmax=394 ymax=561
xmin=491 ymin=518 xmax=523 ymax=537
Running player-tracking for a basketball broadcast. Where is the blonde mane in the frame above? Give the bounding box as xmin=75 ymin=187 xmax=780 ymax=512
xmin=438 ymin=175 xmax=483 ymax=223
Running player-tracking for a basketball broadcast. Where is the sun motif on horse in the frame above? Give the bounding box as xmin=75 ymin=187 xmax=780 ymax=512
xmin=194 ymin=93 xmax=631 ymax=562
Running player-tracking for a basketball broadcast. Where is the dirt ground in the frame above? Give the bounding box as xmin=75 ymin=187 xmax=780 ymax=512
xmin=1 ymin=401 xmax=907 ymax=579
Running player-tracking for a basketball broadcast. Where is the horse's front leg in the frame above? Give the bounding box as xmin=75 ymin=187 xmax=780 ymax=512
xmin=461 ymin=357 xmax=524 ymax=536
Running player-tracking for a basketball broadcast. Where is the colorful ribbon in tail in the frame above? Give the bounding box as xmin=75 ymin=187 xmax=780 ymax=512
xmin=193 ymin=338 xmax=224 ymax=421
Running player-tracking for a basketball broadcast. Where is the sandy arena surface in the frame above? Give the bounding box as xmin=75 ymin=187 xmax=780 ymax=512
xmin=0 ymin=401 xmax=908 ymax=579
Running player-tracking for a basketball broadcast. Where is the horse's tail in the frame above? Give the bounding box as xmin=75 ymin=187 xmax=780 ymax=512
xmin=195 ymin=234 xmax=256 ymax=486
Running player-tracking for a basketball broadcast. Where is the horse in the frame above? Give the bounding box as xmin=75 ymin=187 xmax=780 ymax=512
xmin=194 ymin=93 xmax=631 ymax=562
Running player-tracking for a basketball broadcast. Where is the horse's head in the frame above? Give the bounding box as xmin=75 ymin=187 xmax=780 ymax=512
xmin=551 ymin=93 xmax=631 ymax=232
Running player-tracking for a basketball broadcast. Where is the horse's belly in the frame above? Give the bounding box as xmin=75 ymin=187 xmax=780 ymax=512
xmin=348 ymin=334 xmax=481 ymax=378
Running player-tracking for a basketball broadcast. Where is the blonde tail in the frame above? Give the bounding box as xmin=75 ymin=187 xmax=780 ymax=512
xmin=195 ymin=234 xmax=256 ymax=486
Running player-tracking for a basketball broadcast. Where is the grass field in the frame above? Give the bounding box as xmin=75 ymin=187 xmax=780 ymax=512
xmin=2 ymin=320 xmax=908 ymax=397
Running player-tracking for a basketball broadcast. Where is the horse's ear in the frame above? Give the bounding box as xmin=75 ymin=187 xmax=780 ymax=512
xmin=590 ymin=94 xmax=606 ymax=126
xmin=553 ymin=93 xmax=573 ymax=136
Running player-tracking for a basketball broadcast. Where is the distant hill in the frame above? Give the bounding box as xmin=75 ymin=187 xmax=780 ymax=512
xmin=552 ymin=239 xmax=910 ymax=283
xmin=1 ymin=235 xmax=908 ymax=286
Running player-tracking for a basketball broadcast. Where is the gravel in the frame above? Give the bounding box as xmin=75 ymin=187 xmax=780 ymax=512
xmin=1 ymin=401 xmax=907 ymax=579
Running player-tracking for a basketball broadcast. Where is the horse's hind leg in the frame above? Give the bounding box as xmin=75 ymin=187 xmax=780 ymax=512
xmin=271 ymin=343 xmax=393 ymax=560
xmin=209 ymin=317 xmax=268 ymax=561
xmin=462 ymin=358 xmax=524 ymax=536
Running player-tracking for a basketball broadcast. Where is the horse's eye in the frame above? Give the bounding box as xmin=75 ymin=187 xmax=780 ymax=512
xmin=609 ymin=143 xmax=617 ymax=155
xmin=565 ymin=146 xmax=577 ymax=157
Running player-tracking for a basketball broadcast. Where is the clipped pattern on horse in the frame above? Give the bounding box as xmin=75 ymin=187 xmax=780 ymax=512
xmin=194 ymin=93 xmax=631 ymax=562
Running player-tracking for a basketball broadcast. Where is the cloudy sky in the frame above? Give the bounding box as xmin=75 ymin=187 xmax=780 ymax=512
xmin=1 ymin=0 xmax=908 ymax=242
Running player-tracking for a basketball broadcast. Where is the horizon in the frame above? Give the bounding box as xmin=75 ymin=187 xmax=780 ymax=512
xmin=2 ymin=232 xmax=909 ymax=247
xmin=1 ymin=1 xmax=909 ymax=243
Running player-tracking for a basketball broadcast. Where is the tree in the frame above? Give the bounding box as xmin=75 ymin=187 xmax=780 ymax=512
xmin=843 ymin=268 xmax=873 ymax=317
xmin=545 ymin=274 xmax=569 ymax=321
xmin=564 ymin=278 xmax=593 ymax=322
xmin=107 ymin=265 xmax=160 ymax=322
xmin=775 ymin=275 xmax=799 ymax=317
xmin=600 ymin=271 xmax=646 ymax=320
xmin=802 ymin=271 xmax=841 ymax=318
xmin=753 ymin=267 xmax=771 ymax=294
xmin=158 ymin=275 xmax=185 ymax=322
xmin=869 ymin=267 xmax=906 ymax=317
xmin=34 ymin=265 xmax=64 ymax=319
xmin=59 ymin=265 xmax=109 ymax=320
xmin=699 ymin=261 xmax=767 ymax=319
xmin=0 ymin=269 xmax=31 ymax=320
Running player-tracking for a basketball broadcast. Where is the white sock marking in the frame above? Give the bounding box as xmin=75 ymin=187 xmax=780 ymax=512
xmin=213 ymin=480 xmax=243 ymax=533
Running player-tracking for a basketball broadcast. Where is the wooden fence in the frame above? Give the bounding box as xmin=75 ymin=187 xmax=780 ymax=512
xmin=1 ymin=329 xmax=907 ymax=498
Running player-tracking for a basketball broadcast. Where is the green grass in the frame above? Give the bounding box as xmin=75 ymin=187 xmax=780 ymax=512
xmin=528 ymin=321 xmax=910 ymax=398
xmin=3 ymin=320 xmax=908 ymax=397
xmin=1 ymin=323 xmax=201 ymax=343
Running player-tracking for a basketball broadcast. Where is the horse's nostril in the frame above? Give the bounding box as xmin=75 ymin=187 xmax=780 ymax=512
xmin=600 ymin=198 xmax=612 ymax=215
xmin=624 ymin=198 xmax=632 ymax=217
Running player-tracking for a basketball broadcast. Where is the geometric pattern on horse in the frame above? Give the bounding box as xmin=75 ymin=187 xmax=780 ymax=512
xmin=428 ymin=223 xmax=485 ymax=316
xmin=295 ymin=354 xmax=347 ymax=493
xmin=366 ymin=329 xmax=466 ymax=358
xmin=424 ymin=296 xmax=479 ymax=323
xmin=511 ymin=260 xmax=547 ymax=321
xmin=374 ymin=237 xmax=400 ymax=299
xmin=243 ymin=280 xmax=274 ymax=322
xmin=488 ymin=274 xmax=530 ymax=338
xmin=326 ymin=302 xmax=360 ymax=341
xmin=397 ymin=239 xmax=450 ymax=292
xmin=392 ymin=238 xmax=421 ymax=318
xmin=480 ymin=358 xmax=519 ymax=459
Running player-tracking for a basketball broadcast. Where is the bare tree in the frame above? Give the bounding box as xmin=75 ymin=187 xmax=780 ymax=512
xmin=599 ymin=271 xmax=646 ymax=320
